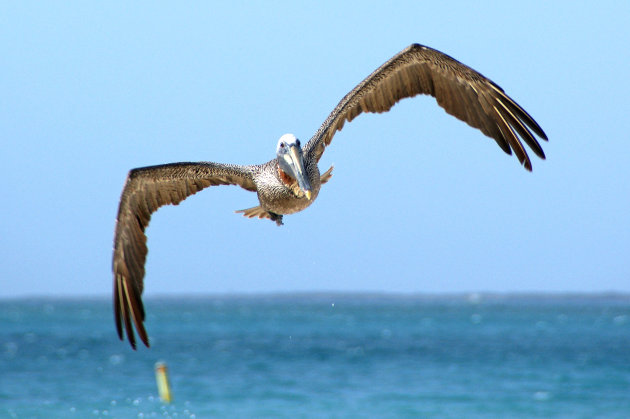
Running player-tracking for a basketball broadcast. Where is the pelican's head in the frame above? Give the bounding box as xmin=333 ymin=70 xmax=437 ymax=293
xmin=276 ymin=133 xmax=312 ymax=200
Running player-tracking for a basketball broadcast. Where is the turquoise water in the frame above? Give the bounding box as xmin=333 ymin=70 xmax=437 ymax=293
xmin=1 ymin=295 xmax=629 ymax=418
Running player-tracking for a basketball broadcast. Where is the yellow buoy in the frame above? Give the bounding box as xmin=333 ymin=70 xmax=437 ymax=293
xmin=154 ymin=361 xmax=172 ymax=403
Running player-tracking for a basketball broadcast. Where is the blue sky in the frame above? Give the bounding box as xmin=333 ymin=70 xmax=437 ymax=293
xmin=2 ymin=2 xmax=628 ymax=297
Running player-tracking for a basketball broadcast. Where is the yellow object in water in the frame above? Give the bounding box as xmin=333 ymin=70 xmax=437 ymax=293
xmin=154 ymin=362 xmax=172 ymax=403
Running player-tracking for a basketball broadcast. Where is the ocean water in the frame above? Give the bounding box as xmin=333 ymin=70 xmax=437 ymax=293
xmin=1 ymin=294 xmax=629 ymax=418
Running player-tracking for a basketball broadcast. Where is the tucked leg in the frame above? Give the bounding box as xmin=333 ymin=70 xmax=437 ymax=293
xmin=268 ymin=212 xmax=284 ymax=226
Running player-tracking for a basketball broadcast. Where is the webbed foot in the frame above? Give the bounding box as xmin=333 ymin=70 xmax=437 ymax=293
xmin=269 ymin=212 xmax=284 ymax=226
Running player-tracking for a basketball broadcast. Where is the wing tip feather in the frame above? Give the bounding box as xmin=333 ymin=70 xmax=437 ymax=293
xmin=114 ymin=272 xmax=150 ymax=350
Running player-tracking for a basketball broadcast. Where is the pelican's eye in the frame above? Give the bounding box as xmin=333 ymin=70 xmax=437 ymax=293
xmin=280 ymin=142 xmax=285 ymax=148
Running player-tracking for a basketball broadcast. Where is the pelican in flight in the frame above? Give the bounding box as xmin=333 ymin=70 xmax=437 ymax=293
xmin=113 ymin=44 xmax=548 ymax=348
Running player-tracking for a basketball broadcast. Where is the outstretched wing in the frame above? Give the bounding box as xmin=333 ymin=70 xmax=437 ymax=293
xmin=304 ymin=44 xmax=548 ymax=171
xmin=112 ymin=162 xmax=257 ymax=349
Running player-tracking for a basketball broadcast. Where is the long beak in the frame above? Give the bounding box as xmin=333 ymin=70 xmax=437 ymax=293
xmin=286 ymin=145 xmax=312 ymax=199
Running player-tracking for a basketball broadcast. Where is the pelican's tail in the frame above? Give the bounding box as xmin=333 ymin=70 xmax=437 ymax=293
xmin=235 ymin=205 xmax=271 ymax=220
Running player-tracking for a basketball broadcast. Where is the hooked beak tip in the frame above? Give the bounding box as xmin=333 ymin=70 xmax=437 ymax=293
xmin=305 ymin=190 xmax=312 ymax=200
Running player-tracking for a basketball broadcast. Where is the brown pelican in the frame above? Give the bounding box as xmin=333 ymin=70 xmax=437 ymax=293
xmin=113 ymin=44 xmax=548 ymax=348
